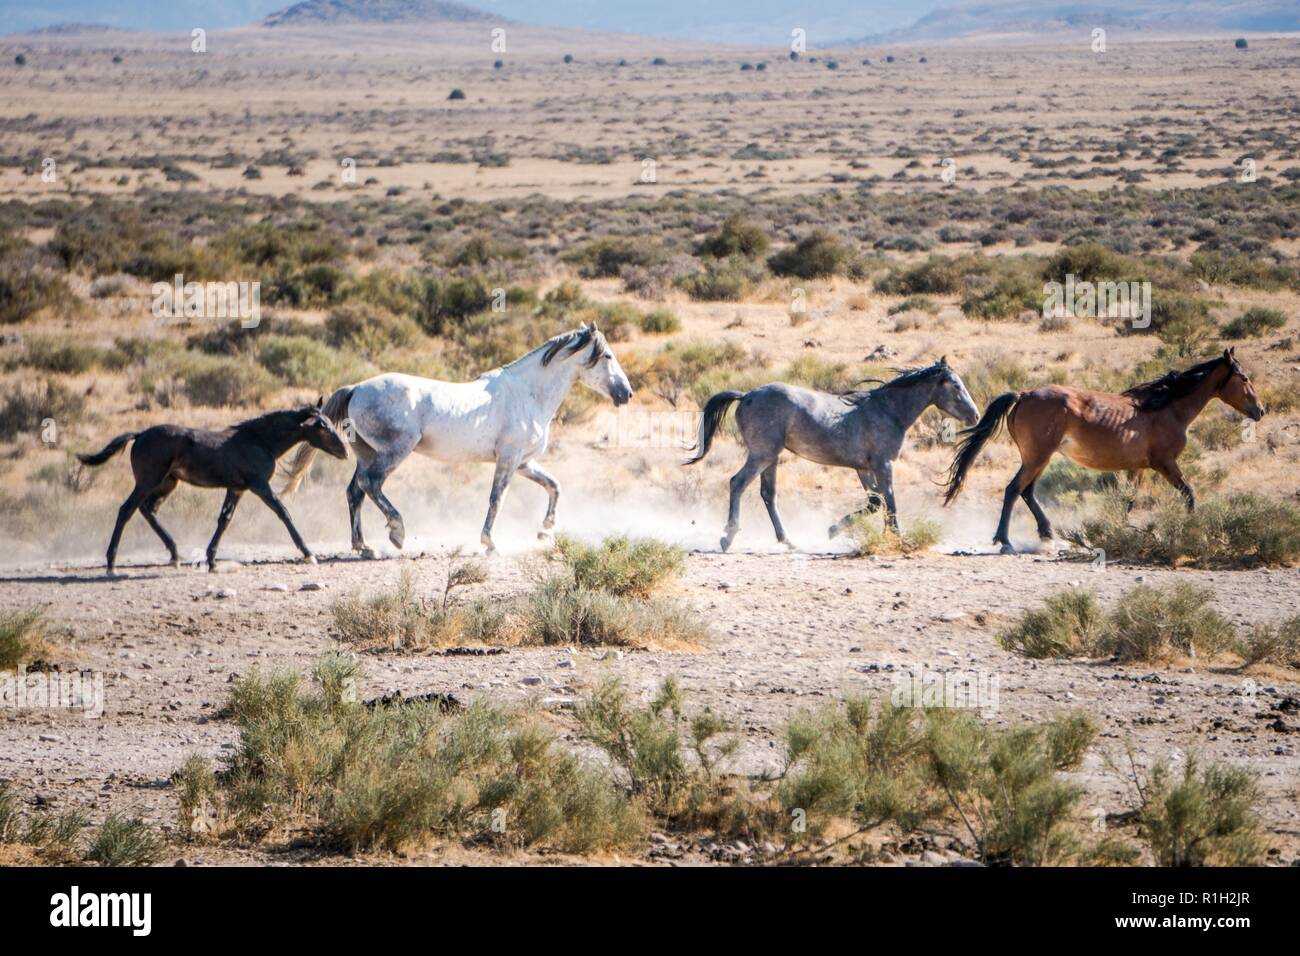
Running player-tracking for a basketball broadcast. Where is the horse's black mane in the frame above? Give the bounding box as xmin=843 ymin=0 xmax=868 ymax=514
xmin=512 ymin=326 xmax=605 ymax=370
xmin=1123 ymin=355 xmax=1227 ymax=411
xmin=841 ymin=361 xmax=948 ymax=405
xmin=233 ymin=406 xmax=318 ymax=435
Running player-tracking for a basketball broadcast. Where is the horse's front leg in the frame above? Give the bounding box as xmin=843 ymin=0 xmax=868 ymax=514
xmin=482 ymin=453 xmax=523 ymax=554
xmin=877 ymin=460 xmax=899 ymax=532
xmin=1153 ymin=461 xmax=1195 ymax=512
xmin=517 ymin=460 xmax=560 ymax=539
xmin=249 ymin=482 xmax=315 ymax=563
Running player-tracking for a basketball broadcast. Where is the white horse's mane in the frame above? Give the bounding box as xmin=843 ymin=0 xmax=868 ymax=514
xmin=496 ymin=325 xmax=606 ymax=374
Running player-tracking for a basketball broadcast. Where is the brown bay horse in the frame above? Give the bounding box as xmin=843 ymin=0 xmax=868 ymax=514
xmin=78 ymin=402 xmax=349 ymax=574
xmin=943 ymin=349 xmax=1264 ymax=553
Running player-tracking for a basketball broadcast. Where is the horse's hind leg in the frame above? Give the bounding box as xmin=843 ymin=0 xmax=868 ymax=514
xmin=830 ymin=467 xmax=888 ymax=538
xmin=206 ymin=489 xmax=244 ymax=570
xmin=1019 ymin=479 xmax=1054 ymax=542
xmin=140 ymin=476 xmax=180 ymax=565
xmin=105 ymin=486 xmax=151 ymax=575
xmin=481 ymin=453 xmax=523 ymax=554
xmin=759 ymin=463 xmax=793 ymax=548
xmin=721 ymin=455 xmax=766 ymax=552
xmin=362 ymin=454 xmax=409 ymax=551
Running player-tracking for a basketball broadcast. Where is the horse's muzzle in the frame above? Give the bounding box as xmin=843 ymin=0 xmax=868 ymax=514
xmin=611 ymin=384 xmax=633 ymax=407
xmin=1249 ymin=404 xmax=1264 ymax=422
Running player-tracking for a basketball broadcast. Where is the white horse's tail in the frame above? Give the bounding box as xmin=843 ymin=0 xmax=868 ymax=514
xmin=282 ymin=385 xmax=355 ymax=496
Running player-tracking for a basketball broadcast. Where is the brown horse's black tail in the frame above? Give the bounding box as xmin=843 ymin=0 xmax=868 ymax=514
xmin=77 ymin=432 xmax=139 ymax=467
xmin=683 ymin=390 xmax=744 ymax=465
xmin=943 ymin=392 xmax=1020 ymax=506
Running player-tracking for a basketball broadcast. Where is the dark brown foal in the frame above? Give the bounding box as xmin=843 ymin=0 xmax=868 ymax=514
xmin=944 ymin=348 xmax=1264 ymax=553
xmin=78 ymin=403 xmax=349 ymax=574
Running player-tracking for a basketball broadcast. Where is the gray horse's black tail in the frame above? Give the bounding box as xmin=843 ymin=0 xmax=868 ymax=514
xmin=684 ymin=391 xmax=744 ymax=465
xmin=943 ymin=392 xmax=1020 ymax=506
xmin=77 ymin=432 xmax=139 ymax=467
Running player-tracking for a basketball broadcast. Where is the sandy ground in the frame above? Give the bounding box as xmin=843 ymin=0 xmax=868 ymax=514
xmin=2 ymin=526 xmax=1298 ymax=865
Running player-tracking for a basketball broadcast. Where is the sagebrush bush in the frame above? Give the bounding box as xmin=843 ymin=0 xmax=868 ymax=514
xmin=696 ymin=215 xmax=770 ymax=259
xmin=675 ymin=255 xmax=764 ymax=301
xmin=325 ymin=301 xmax=424 ymax=355
xmin=1002 ymin=582 xmax=1236 ymax=663
xmin=768 ymin=230 xmax=849 ymax=279
xmin=1138 ymin=756 xmax=1261 ymax=866
xmin=554 ymin=534 xmax=684 ymax=598
xmin=999 ymin=590 xmax=1107 ymax=659
xmin=1068 ymin=490 xmax=1300 ymax=568
xmin=1221 ymin=306 xmax=1287 ymax=339
xmin=204 ymin=656 xmax=644 ymax=854
xmin=1236 ymin=616 xmax=1300 ymax=668
xmin=0 ymin=378 xmax=87 ymax=441
xmin=87 ymin=814 xmax=162 ymax=867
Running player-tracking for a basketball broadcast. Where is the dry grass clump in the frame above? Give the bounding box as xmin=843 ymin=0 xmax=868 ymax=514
xmin=1067 ymin=490 xmax=1300 ymax=568
xmin=844 ymin=515 xmax=941 ymax=556
xmin=332 ymin=538 xmax=704 ymax=651
xmin=1235 ymin=616 xmax=1300 ymax=669
xmin=181 ymin=654 xmax=644 ymax=854
xmin=1000 ymin=582 xmax=1236 ymax=663
xmin=0 ymin=608 xmax=55 ymax=669
xmin=0 ymin=781 xmax=148 ymax=866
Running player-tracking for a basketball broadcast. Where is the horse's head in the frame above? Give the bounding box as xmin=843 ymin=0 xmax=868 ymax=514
xmin=549 ymin=323 xmax=633 ymax=406
xmin=300 ymin=399 xmax=350 ymax=459
xmin=932 ymin=358 xmax=980 ymax=426
xmin=1218 ymin=348 xmax=1264 ymax=422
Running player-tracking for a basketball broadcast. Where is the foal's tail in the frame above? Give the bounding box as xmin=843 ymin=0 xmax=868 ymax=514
xmin=77 ymin=432 xmax=139 ymax=467
xmin=683 ymin=390 xmax=744 ymax=465
xmin=943 ymin=391 xmax=1020 ymax=506
xmin=281 ymin=385 xmax=355 ymax=495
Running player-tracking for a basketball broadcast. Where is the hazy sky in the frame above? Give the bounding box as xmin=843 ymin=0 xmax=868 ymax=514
xmin=0 ymin=0 xmax=940 ymax=42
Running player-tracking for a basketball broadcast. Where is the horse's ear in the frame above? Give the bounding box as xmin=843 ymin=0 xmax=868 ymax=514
xmin=589 ymin=321 xmax=599 ymax=335
xmin=1223 ymin=347 xmax=1234 ymax=361
xmin=940 ymin=355 xmax=948 ymax=366
xmin=316 ymin=395 xmax=324 ymax=409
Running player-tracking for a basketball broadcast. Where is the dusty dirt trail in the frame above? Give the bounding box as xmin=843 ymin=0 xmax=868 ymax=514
xmin=1 ymin=539 xmax=1298 ymax=865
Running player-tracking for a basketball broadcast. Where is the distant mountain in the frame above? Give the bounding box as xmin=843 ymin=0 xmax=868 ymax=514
xmin=262 ymin=0 xmax=504 ymax=28
xmin=853 ymin=0 xmax=1300 ymax=44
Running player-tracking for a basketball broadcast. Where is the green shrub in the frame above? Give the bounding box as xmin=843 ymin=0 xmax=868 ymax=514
xmin=0 ymin=265 xmax=82 ymax=325
xmin=675 ymin=256 xmax=764 ymax=301
xmin=1139 ymin=756 xmax=1261 ymax=866
xmin=18 ymin=338 xmax=107 ymax=374
xmin=181 ymin=353 xmax=279 ymax=407
xmin=410 ymin=274 xmax=495 ymax=336
xmin=999 ymin=591 xmax=1107 ymax=659
xmin=206 ymin=656 xmax=644 ymax=854
xmin=768 ymin=230 xmax=849 ymax=279
xmin=0 ymin=378 xmax=86 ymax=441
xmin=875 ymin=254 xmax=989 ymax=296
xmin=1236 ymin=616 xmax=1300 ymax=668
xmin=325 ymin=301 xmax=424 ymax=355
xmin=639 ymin=309 xmax=681 ymax=334
xmin=554 ymin=534 xmax=685 ymax=598
xmin=87 ymin=814 xmax=162 ymax=867
xmin=258 ymin=334 xmax=369 ymax=388
xmin=563 ymin=237 xmax=665 ymax=278
xmin=887 ymin=295 xmax=939 ymax=315
xmin=697 ymin=215 xmax=770 ymax=259
xmin=1003 ymin=582 xmax=1235 ymax=663
xmin=961 ymin=273 xmax=1040 ymax=320
xmin=1221 ymin=306 xmax=1287 ymax=339
xmin=1068 ymin=490 xmax=1300 ymax=568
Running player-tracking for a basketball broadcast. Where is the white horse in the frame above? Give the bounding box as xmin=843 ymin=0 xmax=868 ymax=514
xmin=283 ymin=324 xmax=633 ymax=555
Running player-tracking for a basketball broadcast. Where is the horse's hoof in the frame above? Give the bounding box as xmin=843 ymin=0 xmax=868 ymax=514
xmin=358 ymin=547 xmax=378 ymax=561
xmin=998 ymin=542 xmax=1017 ymax=555
xmin=719 ymin=536 xmax=733 ymax=553
xmin=538 ymin=530 xmax=553 ymax=542
xmin=827 ymin=523 xmax=840 ymax=540
xmin=388 ymin=526 xmax=405 ymax=549
xmin=302 ymin=554 xmax=317 ymax=565
xmin=782 ymin=539 xmax=797 ymax=552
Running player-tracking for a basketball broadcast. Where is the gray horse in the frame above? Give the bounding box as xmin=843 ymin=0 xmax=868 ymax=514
xmin=686 ymin=359 xmax=980 ymax=551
